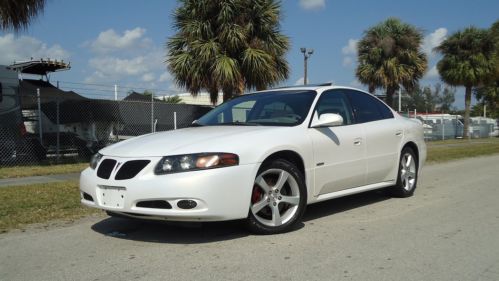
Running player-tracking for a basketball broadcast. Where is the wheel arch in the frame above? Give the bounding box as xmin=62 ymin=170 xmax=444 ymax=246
xmin=402 ymin=141 xmax=419 ymax=166
xmin=260 ymin=150 xmax=306 ymax=182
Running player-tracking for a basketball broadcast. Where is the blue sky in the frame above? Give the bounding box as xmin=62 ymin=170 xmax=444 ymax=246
xmin=0 ymin=0 xmax=498 ymax=108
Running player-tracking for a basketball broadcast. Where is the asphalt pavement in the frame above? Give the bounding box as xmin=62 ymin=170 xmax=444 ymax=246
xmin=1 ymin=155 xmax=498 ymax=281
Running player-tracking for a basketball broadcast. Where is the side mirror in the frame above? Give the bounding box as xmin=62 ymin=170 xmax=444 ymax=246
xmin=311 ymin=113 xmax=343 ymax=128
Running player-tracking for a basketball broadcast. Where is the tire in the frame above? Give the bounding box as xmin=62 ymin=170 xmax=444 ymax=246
xmin=388 ymin=147 xmax=418 ymax=198
xmin=246 ymin=159 xmax=307 ymax=234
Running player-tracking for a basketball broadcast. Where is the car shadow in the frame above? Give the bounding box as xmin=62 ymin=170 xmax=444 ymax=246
xmin=303 ymin=190 xmax=390 ymax=222
xmin=91 ymin=190 xmax=390 ymax=243
xmin=91 ymin=217 xmax=250 ymax=244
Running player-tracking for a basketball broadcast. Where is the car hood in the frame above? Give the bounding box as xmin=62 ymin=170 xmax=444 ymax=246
xmin=100 ymin=125 xmax=280 ymax=158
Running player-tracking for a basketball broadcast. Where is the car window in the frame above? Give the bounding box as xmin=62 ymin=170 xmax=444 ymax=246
xmin=314 ymin=90 xmax=353 ymax=125
xmin=347 ymin=90 xmax=392 ymax=123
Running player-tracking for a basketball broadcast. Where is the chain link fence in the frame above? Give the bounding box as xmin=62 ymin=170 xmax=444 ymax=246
xmin=402 ymin=111 xmax=499 ymax=141
xmin=0 ymin=80 xmax=211 ymax=166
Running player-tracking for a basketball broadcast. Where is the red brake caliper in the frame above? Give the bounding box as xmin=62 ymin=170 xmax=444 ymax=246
xmin=252 ymin=184 xmax=262 ymax=204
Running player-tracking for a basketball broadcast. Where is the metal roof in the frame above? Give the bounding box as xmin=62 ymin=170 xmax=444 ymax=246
xmin=8 ymin=59 xmax=70 ymax=75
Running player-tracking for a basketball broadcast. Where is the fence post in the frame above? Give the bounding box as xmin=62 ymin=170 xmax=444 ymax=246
xmin=56 ymin=99 xmax=60 ymax=162
xmin=441 ymin=115 xmax=445 ymax=140
xmin=174 ymin=112 xmax=177 ymax=130
xmin=36 ymin=88 xmax=43 ymax=146
xmin=151 ymin=93 xmax=154 ymax=133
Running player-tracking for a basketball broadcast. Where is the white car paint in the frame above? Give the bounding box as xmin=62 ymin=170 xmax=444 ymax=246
xmin=80 ymin=85 xmax=426 ymax=224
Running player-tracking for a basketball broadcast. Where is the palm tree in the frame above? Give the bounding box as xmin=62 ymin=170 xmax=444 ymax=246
xmin=435 ymin=27 xmax=496 ymax=138
xmin=163 ymin=95 xmax=184 ymax=104
xmin=0 ymin=0 xmax=46 ymax=31
xmin=356 ymin=18 xmax=427 ymax=107
xmin=167 ymin=0 xmax=290 ymax=105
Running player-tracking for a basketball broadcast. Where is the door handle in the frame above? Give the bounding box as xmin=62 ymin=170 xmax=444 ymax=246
xmin=395 ymin=130 xmax=403 ymax=137
xmin=354 ymin=138 xmax=362 ymax=145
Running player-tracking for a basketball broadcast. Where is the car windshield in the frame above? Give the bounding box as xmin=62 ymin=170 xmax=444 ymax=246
xmin=196 ymin=90 xmax=317 ymax=127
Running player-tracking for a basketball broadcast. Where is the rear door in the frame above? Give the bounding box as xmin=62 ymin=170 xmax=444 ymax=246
xmin=346 ymin=90 xmax=402 ymax=184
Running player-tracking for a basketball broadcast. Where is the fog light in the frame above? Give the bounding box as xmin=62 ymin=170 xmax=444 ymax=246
xmin=177 ymin=200 xmax=197 ymax=209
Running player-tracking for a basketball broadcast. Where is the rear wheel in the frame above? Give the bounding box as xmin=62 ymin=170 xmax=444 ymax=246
xmin=246 ymin=159 xmax=307 ymax=234
xmin=388 ymin=147 xmax=418 ymax=198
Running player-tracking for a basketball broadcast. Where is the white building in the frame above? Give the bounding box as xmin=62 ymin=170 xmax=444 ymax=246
xmin=175 ymin=92 xmax=224 ymax=106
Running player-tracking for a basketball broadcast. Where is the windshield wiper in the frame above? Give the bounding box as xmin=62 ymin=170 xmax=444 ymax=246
xmin=218 ymin=121 xmax=260 ymax=126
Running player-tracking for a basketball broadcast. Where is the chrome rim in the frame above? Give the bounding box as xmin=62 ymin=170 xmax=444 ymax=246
xmin=251 ymin=168 xmax=300 ymax=227
xmin=400 ymin=153 xmax=417 ymax=191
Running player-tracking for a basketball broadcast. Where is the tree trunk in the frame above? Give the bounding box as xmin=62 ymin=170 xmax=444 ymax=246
xmin=386 ymin=86 xmax=395 ymax=108
xmin=208 ymin=85 xmax=219 ymax=106
xmin=463 ymin=85 xmax=472 ymax=139
xmin=368 ymin=83 xmax=375 ymax=94
xmin=222 ymin=86 xmax=233 ymax=103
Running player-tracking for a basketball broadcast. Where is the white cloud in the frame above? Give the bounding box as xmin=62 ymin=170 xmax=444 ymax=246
xmin=89 ymin=27 xmax=149 ymax=53
xmin=84 ymin=27 xmax=166 ymax=85
xmin=294 ymin=77 xmax=305 ymax=85
xmin=423 ymin=65 xmax=439 ymax=80
xmin=0 ymin=33 xmax=70 ymax=65
xmin=299 ymin=0 xmax=326 ymax=10
xmin=88 ymin=56 xmax=149 ymax=77
xmin=422 ymin=28 xmax=447 ymax=57
xmin=158 ymin=72 xmax=171 ymax=82
xmin=341 ymin=38 xmax=358 ymax=68
xmin=342 ymin=39 xmax=358 ymax=55
xmin=342 ymin=57 xmax=354 ymax=67
xmin=349 ymin=80 xmax=363 ymax=88
xmin=141 ymin=73 xmax=155 ymax=82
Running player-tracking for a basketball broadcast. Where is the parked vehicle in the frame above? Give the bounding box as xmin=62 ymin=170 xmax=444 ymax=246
xmin=80 ymin=84 xmax=426 ymax=234
xmin=0 ymin=66 xmax=24 ymax=163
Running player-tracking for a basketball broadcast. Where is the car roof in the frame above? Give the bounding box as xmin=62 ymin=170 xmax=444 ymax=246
xmin=254 ymin=83 xmax=367 ymax=94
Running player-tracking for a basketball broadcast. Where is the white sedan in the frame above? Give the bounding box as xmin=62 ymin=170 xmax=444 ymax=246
xmin=80 ymin=84 xmax=426 ymax=234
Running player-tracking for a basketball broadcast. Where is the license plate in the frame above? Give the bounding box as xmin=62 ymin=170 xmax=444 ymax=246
xmin=98 ymin=185 xmax=126 ymax=209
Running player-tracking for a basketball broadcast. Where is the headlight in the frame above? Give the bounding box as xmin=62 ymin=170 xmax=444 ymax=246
xmin=89 ymin=153 xmax=103 ymax=170
xmin=155 ymin=153 xmax=239 ymax=174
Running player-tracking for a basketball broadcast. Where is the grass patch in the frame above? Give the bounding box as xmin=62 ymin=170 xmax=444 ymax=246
xmin=427 ymin=137 xmax=499 ymax=163
xmin=0 ymin=163 xmax=88 ymax=179
xmin=0 ymin=181 xmax=99 ymax=233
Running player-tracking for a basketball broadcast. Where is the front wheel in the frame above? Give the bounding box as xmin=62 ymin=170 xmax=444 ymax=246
xmin=246 ymin=159 xmax=307 ymax=234
xmin=388 ymin=147 xmax=418 ymax=198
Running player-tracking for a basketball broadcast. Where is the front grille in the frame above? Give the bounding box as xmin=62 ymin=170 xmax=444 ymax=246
xmin=136 ymin=200 xmax=172 ymax=209
xmin=115 ymin=160 xmax=150 ymax=180
xmin=97 ymin=159 xmax=117 ymax=179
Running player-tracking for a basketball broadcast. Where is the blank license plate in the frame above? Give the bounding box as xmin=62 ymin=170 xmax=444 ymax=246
xmin=98 ymin=185 xmax=126 ymax=209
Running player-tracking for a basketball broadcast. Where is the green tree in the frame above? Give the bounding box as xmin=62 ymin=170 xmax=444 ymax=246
xmin=163 ymin=95 xmax=184 ymax=104
xmin=356 ymin=18 xmax=428 ymax=107
xmin=167 ymin=0 xmax=290 ymax=105
xmin=401 ymin=83 xmax=455 ymax=113
xmin=473 ymin=20 xmax=499 ymax=119
xmin=0 ymin=0 xmax=46 ymax=31
xmin=435 ymin=27 xmax=496 ymax=137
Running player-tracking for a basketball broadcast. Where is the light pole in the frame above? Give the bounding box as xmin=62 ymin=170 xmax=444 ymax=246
xmin=300 ymin=47 xmax=314 ymax=85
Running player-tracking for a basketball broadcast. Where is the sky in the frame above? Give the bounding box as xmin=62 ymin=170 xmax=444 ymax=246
xmin=0 ymin=0 xmax=498 ymax=108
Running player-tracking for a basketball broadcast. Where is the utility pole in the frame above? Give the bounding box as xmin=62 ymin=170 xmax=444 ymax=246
xmin=300 ymin=48 xmax=314 ymax=85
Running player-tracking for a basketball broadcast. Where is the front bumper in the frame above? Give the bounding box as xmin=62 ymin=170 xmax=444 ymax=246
xmin=79 ymin=156 xmax=259 ymax=222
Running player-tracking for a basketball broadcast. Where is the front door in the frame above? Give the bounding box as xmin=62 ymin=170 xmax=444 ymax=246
xmin=308 ymin=90 xmax=367 ymax=196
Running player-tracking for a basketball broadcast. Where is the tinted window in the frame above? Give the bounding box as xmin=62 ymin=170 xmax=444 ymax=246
xmin=347 ymin=90 xmax=392 ymax=123
xmin=315 ymin=90 xmax=354 ymax=125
